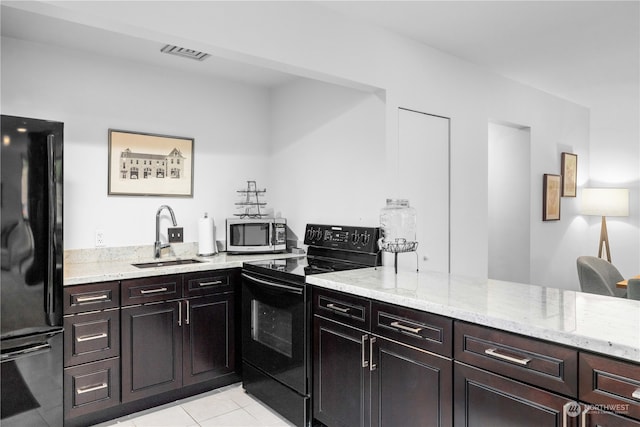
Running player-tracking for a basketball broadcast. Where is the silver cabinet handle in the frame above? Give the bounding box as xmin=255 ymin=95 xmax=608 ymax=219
xmin=199 ymin=280 xmax=222 ymax=287
xmin=484 ymin=348 xmax=531 ymax=366
xmin=185 ymin=300 xmax=190 ymax=325
xmin=632 ymin=388 xmax=640 ymax=400
xmin=390 ymin=321 xmax=423 ymax=334
xmin=76 ymin=294 xmax=108 ymax=303
xmin=369 ymin=336 xmax=377 ymax=371
xmin=581 ymin=406 xmax=590 ymax=427
xmin=140 ymin=287 xmax=168 ymax=294
xmin=327 ymin=303 xmax=350 ymax=314
xmin=76 ymin=333 xmax=107 ymax=342
xmin=178 ymin=301 xmax=182 ymax=327
xmin=361 ymin=334 xmax=369 ymax=368
xmin=77 ymin=383 xmax=108 ymax=395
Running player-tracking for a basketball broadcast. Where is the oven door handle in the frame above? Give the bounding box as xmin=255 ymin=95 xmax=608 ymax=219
xmin=241 ymin=272 xmax=303 ymax=295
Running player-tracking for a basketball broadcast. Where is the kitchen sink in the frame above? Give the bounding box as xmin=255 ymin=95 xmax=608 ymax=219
xmin=132 ymin=258 xmax=204 ymax=269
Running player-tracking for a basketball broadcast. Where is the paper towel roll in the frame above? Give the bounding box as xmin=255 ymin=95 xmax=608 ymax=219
xmin=198 ymin=214 xmax=216 ymax=256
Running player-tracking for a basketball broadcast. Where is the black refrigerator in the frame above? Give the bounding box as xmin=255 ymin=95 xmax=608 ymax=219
xmin=1 ymin=115 xmax=64 ymax=426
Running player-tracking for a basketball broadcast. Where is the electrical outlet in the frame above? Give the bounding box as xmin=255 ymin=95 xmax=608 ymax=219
xmin=95 ymin=229 xmax=106 ymax=247
xmin=168 ymin=227 xmax=183 ymax=243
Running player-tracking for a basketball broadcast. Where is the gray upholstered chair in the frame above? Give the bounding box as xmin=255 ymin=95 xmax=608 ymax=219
xmin=627 ymin=278 xmax=640 ymax=301
xmin=576 ymin=256 xmax=627 ymax=298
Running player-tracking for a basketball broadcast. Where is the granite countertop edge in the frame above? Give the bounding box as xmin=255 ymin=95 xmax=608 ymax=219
xmin=306 ymin=267 xmax=640 ymax=364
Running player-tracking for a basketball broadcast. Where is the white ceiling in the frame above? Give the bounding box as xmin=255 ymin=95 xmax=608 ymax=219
xmin=2 ymin=1 xmax=638 ymax=110
xmin=320 ymin=1 xmax=640 ymax=109
xmin=0 ymin=4 xmax=297 ymax=88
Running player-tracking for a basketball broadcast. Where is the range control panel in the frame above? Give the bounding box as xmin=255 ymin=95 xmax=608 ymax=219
xmin=304 ymin=224 xmax=380 ymax=253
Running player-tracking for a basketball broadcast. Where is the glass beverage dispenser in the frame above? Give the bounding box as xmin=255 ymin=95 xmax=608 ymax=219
xmin=379 ymin=199 xmax=418 ymax=273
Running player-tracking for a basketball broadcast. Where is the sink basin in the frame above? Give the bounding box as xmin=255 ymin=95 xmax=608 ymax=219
xmin=132 ymin=259 xmax=204 ymax=269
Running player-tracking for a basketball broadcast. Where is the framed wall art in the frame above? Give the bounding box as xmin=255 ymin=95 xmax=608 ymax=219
xmin=561 ymin=152 xmax=577 ymax=197
xmin=108 ymin=129 xmax=194 ymax=197
xmin=543 ymin=174 xmax=561 ymax=221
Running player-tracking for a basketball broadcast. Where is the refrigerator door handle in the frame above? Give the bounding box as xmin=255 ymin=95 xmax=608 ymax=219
xmin=1 ymin=342 xmax=51 ymax=362
xmin=46 ymin=134 xmax=57 ymax=325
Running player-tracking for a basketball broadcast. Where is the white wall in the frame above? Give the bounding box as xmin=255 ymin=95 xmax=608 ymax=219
xmin=488 ymin=123 xmax=531 ymax=283
xmin=2 ymin=1 xmax=615 ymax=291
xmin=1 ymin=36 xmax=272 ymax=250
xmin=268 ymin=78 xmax=386 ymax=240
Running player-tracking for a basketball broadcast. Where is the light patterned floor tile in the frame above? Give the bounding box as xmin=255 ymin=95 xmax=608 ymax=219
xmin=243 ymin=401 xmax=295 ymax=426
xmin=181 ymin=393 xmax=242 ymax=423
xmin=129 ymin=405 xmax=197 ymax=427
xmin=198 ymin=407 xmax=262 ymax=427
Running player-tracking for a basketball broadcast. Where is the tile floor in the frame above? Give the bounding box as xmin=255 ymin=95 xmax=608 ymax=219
xmin=94 ymin=383 xmax=296 ymax=427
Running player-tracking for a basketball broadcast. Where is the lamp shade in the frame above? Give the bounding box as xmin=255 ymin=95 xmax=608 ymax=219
xmin=581 ymin=188 xmax=629 ymax=217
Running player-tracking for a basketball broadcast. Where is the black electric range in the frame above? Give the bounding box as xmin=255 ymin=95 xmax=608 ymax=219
xmin=241 ymin=224 xmax=381 ymax=427
xmin=243 ymin=223 xmax=381 ymax=280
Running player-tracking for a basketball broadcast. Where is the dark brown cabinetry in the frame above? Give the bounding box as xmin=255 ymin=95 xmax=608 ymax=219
xmin=121 ymin=270 xmax=236 ymax=403
xmin=63 ymin=282 xmax=121 ymax=419
xmin=121 ymin=300 xmax=183 ymax=402
xmin=579 ymin=352 xmax=640 ymax=426
xmin=454 ymin=321 xmax=579 ymax=427
xmin=313 ymin=288 xmax=453 ymax=427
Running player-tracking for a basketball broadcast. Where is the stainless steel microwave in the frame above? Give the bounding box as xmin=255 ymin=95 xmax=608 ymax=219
xmin=226 ymin=218 xmax=287 ymax=254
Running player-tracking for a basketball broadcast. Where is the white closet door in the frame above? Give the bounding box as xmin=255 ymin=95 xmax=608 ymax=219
xmin=396 ymin=108 xmax=450 ymax=273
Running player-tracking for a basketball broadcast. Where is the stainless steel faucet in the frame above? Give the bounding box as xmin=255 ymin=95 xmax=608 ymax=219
xmin=154 ymin=205 xmax=177 ymax=258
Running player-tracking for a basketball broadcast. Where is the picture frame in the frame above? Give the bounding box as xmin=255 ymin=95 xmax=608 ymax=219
xmin=561 ymin=152 xmax=577 ymax=197
xmin=108 ymin=129 xmax=194 ymax=197
xmin=543 ymin=174 xmax=561 ymax=221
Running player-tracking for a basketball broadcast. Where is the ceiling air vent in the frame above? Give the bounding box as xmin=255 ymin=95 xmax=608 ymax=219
xmin=160 ymin=44 xmax=210 ymax=61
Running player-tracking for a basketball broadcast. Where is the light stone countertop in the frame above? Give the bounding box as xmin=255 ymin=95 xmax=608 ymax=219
xmin=63 ymin=243 xmax=303 ymax=286
xmin=306 ymin=266 xmax=640 ymax=363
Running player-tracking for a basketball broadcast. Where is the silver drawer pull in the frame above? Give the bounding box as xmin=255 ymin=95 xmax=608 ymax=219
xmin=76 ymin=333 xmax=107 ymax=342
xmin=632 ymin=388 xmax=640 ymax=400
xmin=76 ymin=294 xmax=108 ymax=303
xmin=361 ymin=334 xmax=369 ymax=368
xmin=199 ymin=280 xmax=222 ymax=287
xmin=327 ymin=303 xmax=350 ymax=313
xmin=140 ymin=287 xmax=168 ymax=294
xmin=390 ymin=321 xmax=423 ymax=334
xmin=484 ymin=348 xmax=531 ymax=366
xmin=77 ymin=383 xmax=108 ymax=395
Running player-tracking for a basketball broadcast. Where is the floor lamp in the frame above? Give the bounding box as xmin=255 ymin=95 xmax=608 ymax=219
xmin=581 ymin=188 xmax=629 ymax=263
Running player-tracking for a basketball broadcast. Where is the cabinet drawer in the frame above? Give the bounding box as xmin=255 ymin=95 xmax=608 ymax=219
xmin=580 ymin=352 xmax=640 ymax=420
xmin=455 ymin=321 xmax=578 ymax=397
xmin=373 ymin=301 xmax=452 ymax=357
xmin=64 ymin=357 xmax=120 ymax=419
xmin=64 ymin=282 xmax=119 ymax=314
xmin=313 ymin=287 xmax=370 ymax=330
xmin=184 ymin=270 xmax=234 ymax=297
xmin=121 ymin=275 xmax=182 ymax=306
xmin=64 ymin=309 xmax=120 ymax=367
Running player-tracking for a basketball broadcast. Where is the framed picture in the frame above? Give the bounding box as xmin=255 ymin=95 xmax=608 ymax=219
xmin=543 ymin=174 xmax=561 ymax=221
xmin=561 ymin=152 xmax=577 ymax=197
xmin=108 ymin=129 xmax=194 ymax=197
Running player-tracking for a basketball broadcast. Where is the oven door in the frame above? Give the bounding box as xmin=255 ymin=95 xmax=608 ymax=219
xmin=241 ymin=271 xmax=308 ymax=394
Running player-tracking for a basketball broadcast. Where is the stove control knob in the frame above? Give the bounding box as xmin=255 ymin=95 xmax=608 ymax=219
xmin=306 ymin=228 xmax=314 ymax=240
xmin=351 ymin=232 xmax=360 ymax=244
xmin=361 ymin=233 xmax=370 ymax=245
xmin=314 ymin=229 xmax=323 ymax=241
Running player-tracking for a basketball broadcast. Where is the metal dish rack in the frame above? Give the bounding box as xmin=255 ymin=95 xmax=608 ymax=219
xmin=379 ymin=238 xmax=419 ymax=274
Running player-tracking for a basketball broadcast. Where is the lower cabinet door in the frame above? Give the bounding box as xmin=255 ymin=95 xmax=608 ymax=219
xmin=371 ymin=337 xmax=452 ymax=427
xmin=183 ymin=293 xmax=235 ymax=386
xmin=454 ymin=362 xmax=576 ymax=427
xmin=582 ymin=406 xmax=640 ymax=427
xmin=313 ymin=316 xmax=370 ymax=427
xmin=121 ymin=301 xmax=183 ymax=403
xmin=64 ymin=357 xmax=120 ymax=419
